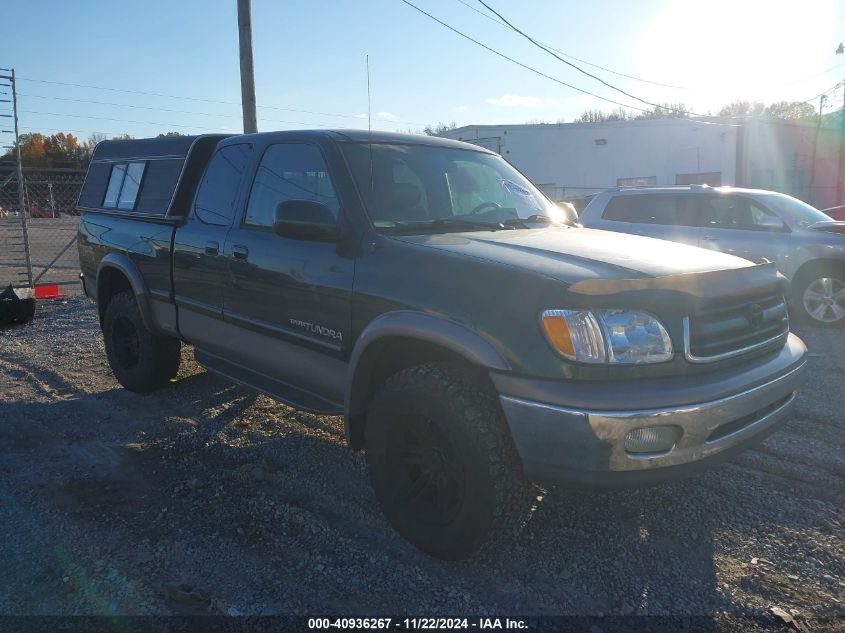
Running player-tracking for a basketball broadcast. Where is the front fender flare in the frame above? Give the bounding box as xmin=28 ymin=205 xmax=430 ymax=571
xmin=96 ymin=253 xmax=156 ymax=332
xmin=344 ymin=311 xmax=511 ymax=446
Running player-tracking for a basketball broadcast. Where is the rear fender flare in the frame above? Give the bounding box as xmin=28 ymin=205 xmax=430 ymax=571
xmin=96 ymin=253 xmax=155 ymax=332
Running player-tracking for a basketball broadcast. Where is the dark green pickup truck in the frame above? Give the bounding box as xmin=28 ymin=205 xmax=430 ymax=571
xmin=77 ymin=131 xmax=807 ymax=559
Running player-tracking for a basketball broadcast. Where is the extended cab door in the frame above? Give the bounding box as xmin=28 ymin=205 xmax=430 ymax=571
xmin=172 ymin=142 xmax=253 ymax=352
xmin=696 ymin=193 xmax=791 ymax=267
xmin=221 ymin=141 xmax=353 ymax=405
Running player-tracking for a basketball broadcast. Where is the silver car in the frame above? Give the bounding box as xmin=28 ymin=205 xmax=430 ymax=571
xmin=581 ymin=186 xmax=845 ymax=327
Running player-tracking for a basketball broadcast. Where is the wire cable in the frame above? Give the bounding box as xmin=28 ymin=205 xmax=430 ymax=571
xmin=476 ymin=0 xmax=702 ymax=115
xmin=463 ymin=0 xmax=845 ymax=90
xmin=17 ymin=93 xmax=380 ymax=128
xmin=397 ymin=0 xmax=651 ymax=113
xmin=17 ymin=77 xmax=423 ymax=126
xmin=19 ymin=109 xmax=339 ymax=131
xmin=455 ymin=0 xmax=692 ymax=90
xmin=401 ymin=0 xmax=744 ymax=126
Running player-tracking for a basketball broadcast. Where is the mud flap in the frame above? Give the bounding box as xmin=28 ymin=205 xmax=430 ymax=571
xmin=0 ymin=285 xmax=36 ymax=326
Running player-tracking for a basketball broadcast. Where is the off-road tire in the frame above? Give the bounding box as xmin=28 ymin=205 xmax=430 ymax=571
xmin=792 ymin=262 xmax=845 ymax=328
xmin=364 ymin=363 xmax=531 ymax=560
xmin=102 ymin=291 xmax=181 ymax=392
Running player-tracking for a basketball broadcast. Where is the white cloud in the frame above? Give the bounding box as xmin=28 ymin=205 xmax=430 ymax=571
xmin=486 ymin=94 xmax=545 ymax=108
xmin=354 ymin=113 xmax=367 ymax=119
xmin=455 ymin=104 xmax=470 ymax=112
xmin=376 ymin=111 xmax=396 ymax=119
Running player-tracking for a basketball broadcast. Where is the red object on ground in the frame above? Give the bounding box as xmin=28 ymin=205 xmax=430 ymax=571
xmin=33 ymin=284 xmax=60 ymax=299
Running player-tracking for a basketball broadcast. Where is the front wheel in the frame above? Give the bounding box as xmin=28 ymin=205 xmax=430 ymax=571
xmin=793 ymin=265 xmax=845 ymax=327
xmin=102 ymin=291 xmax=181 ymax=392
xmin=364 ymin=363 xmax=531 ymax=559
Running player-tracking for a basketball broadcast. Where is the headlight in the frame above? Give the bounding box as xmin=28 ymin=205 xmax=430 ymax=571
xmin=541 ymin=309 xmax=673 ymax=364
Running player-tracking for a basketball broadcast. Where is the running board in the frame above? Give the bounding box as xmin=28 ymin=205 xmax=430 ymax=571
xmin=194 ymin=349 xmax=343 ymax=415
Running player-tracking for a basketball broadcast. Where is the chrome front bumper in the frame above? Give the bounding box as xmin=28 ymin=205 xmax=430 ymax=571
xmin=499 ymin=352 xmax=807 ymax=485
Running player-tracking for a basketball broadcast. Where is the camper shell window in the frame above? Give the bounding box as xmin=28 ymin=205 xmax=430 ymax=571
xmin=77 ymin=134 xmax=228 ymax=218
xmin=102 ymin=161 xmax=146 ymax=210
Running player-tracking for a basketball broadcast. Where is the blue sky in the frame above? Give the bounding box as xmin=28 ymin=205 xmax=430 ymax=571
xmin=4 ymin=0 xmax=844 ymax=141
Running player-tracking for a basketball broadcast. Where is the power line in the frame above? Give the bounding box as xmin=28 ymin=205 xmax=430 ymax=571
xmin=397 ymin=0 xmax=651 ymax=113
xmin=455 ymin=0 xmax=691 ymax=90
xmin=19 ymin=109 xmax=343 ymax=132
xmin=17 ymin=76 xmax=423 ymax=126
xmin=785 ymin=62 xmax=845 ymax=84
xmin=802 ymin=82 xmax=844 ymax=106
xmin=17 ymin=92 xmax=371 ymax=128
xmin=461 ymin=0 xmax=845 ymax=91
xmin=476 ymin=0 xmax=703 ymax=115
xmin=19 ymin=93 xmax=243 ymax=119
xmin=401 ymin=0 xmax=744 ymax=126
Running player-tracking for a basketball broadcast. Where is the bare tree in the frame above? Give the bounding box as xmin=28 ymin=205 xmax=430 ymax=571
xmin=423 ymin=121 xmax=458 ymax=136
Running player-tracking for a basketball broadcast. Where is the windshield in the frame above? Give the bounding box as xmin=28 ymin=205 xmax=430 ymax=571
xmin=764 ymin=192 xmax=833 ymax=227
xmin=342 ymin=142 xmax=565 ymax=231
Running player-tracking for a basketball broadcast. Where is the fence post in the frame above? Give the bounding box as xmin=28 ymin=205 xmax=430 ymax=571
xmin=48 ymin=180 xmax=56 ymax=219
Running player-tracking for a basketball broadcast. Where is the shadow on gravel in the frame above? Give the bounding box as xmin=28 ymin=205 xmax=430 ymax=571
xmin=1 ymin=353 xmax=839 ymax=618
xmin=492 ymin=481 xmax=723 ymax=618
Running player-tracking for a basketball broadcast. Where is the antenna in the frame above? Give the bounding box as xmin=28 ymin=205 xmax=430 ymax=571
xmin=366 ymin=55 xmax=374 ymax=192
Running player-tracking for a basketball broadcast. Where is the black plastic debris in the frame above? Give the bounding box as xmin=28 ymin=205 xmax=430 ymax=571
xmin=0 ymin=285 xmax=35 ymax=325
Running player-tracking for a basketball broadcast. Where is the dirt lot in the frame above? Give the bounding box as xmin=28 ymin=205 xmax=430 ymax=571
xmin=0 ymin=297 xmax=842 ymax=628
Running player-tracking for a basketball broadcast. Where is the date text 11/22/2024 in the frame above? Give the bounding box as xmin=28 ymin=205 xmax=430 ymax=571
xmin=307 ymin=618 xmax=528 ymax=630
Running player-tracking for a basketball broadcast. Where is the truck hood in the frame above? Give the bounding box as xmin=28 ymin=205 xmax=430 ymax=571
xmin=395 ymin=226 xmax=753 ymax=283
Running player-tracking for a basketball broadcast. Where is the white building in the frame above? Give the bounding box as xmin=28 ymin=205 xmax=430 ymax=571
xmin=438 ymin=117 xmax=841 ymax=209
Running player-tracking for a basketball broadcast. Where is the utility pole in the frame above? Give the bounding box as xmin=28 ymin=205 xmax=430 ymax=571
xmin=837 ymin=42 xmax=844 ymax=205
xmin=810 ymin=94 xmax=826 ymax=205
xmin=237 ymin=0 xmax=258 ymax=134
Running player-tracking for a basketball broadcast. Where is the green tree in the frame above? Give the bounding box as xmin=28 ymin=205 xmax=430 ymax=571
xmin=764 ymin=101 xmax=818 ymax=121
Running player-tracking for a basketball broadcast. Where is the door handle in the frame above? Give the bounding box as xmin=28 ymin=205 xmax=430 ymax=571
xmin=232 ymin=244 xmax=249 ymax=260
xmin=204 ymin=240 xmax=219 ymax=255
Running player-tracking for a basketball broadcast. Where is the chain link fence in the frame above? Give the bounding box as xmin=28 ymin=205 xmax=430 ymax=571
xmin=0 ymin=168 xmax=85 ymax=293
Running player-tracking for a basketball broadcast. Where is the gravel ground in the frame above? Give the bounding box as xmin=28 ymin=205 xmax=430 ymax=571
xmin=0 ymin=297 xmax=842 ymax=629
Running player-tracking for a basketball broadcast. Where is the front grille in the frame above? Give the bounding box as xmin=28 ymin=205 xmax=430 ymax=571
xmin=685 ymin=292 xmax=788 ymax=362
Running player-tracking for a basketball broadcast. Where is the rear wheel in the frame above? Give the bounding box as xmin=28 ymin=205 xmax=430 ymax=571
xmin=102 ymin=291 xmax=181 ymax=392
xmin=364 ymin=363 xmax=531 ymax=560
xmin=793 ymin=264 xmax=845 ymax=327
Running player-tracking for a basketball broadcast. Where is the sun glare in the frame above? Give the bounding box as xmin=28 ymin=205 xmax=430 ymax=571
xmin=637 ymin=0 xmax=837 ymax=111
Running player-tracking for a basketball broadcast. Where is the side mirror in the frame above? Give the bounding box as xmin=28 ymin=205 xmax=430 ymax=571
xmin=556 ymin=201 xmax=579 ymax=224
xmin=272 ymin=200 xmax=337 ymax=241
xmin=756 ymin=214 xmax=786 ymax=231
